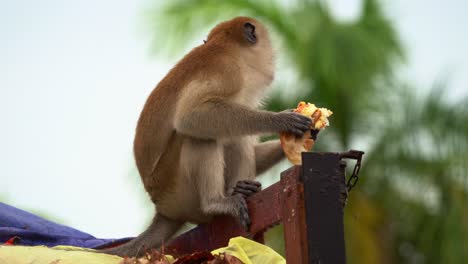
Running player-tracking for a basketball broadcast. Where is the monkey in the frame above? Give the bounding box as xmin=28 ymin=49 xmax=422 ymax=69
xmin=102 ymin=16 xmax=311 ymax=257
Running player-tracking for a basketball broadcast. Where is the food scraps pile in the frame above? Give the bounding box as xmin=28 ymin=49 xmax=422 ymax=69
xmin=119 ymin=251 xmax=242 ymax=264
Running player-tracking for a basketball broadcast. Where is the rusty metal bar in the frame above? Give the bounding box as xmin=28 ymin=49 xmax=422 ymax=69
xmin=166 ymin=181 xmax=284 ymax=256
xmin=280 ymin=166 xmax=309 ymax=263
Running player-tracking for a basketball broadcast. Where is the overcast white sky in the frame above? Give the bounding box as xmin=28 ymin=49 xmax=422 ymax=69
xmin=1 ymin=0 xmax=467 ymax=239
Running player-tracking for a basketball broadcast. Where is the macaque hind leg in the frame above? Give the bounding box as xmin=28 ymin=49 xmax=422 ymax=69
xmin=223 ymin=138 xmax=257 ymax=194
xmin=184 ymin=138 xmax=251 ymax=229
xmin=224 ymin=139 xmax=261 ymax=198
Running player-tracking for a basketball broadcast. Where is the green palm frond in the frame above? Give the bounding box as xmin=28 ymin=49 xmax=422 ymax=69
xmin=363 ymin=82 xmax=468 ymax=263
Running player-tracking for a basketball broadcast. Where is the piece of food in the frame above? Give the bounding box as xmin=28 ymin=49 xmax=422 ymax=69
xmin=294 ymin=101 xmax=333 ymax=129
xmin=280 ymin=102 xmax=333 ymax=165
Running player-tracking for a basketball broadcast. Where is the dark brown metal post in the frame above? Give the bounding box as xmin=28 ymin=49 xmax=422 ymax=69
xmin=301 ymin=152 xmax=347 ymax=264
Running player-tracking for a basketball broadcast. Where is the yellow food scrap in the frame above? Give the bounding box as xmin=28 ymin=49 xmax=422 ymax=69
xmin=294 ymin=101 xmax=333 ymax=129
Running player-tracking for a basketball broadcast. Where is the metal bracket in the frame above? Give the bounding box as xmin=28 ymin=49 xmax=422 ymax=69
xmin=340 ymin=150 xmax=365 ymax=192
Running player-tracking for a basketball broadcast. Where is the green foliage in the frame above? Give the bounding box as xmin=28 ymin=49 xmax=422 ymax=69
xmin=146 ymin=0 xmax=468 ymax=262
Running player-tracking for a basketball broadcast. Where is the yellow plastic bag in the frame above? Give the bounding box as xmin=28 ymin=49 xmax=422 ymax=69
xmin=0 ymin=245 xmax=121 ymax=264
xmin=212 ymin=237 xmax=285 ymax=264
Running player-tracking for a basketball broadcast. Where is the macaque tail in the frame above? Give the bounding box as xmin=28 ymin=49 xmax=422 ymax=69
xmin=101 ymin=212 xmax=182 ymax=257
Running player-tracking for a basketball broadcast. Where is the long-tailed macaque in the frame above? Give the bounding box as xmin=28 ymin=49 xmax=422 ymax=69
xmin=103 ymin=16 xmax=311 ymax=257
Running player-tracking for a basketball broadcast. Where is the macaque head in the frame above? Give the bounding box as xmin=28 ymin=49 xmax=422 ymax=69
xmin=206 ymin=16 xmax=275 ymax=82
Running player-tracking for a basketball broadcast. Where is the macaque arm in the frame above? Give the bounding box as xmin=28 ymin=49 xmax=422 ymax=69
xmin=174 ymin=78 xmax=277 ymax=139
xmin=176 ymin=100 xmax=278 ymax=139
xmin=254 ymin=139 xmax=285 ymax=175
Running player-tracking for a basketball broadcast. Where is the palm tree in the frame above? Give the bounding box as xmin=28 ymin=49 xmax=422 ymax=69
xmin=144 ymin=0 xmax=468 ymax=262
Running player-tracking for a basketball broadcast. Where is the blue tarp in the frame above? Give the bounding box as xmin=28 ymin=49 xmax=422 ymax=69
xmin=0 ymin=202 xmax=132 ymax=249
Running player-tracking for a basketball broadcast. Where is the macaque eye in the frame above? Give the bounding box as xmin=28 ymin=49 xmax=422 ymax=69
xmin=203 ymin=39 xmax=207 ymax=44
xmin=243 ymin=22 xmax=257 ymax=44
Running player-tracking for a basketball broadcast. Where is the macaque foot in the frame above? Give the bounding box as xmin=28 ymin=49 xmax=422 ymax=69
xmin=232 ymin=194 xmax=251 ymax=230
xmin=232 ymin=180 xmax=262 ymax=198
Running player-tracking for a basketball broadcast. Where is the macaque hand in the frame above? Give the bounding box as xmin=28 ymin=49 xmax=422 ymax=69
xmin=274 ymin=112 xmax=312 ymax=137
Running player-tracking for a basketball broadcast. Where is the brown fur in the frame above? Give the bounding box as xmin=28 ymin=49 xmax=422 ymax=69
xmin=103 ymin=16 xmax=311 ymax=257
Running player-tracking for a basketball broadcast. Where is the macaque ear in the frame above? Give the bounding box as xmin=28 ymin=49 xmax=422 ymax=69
xmin=243 ymin=22 xmax=257 ymax=44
